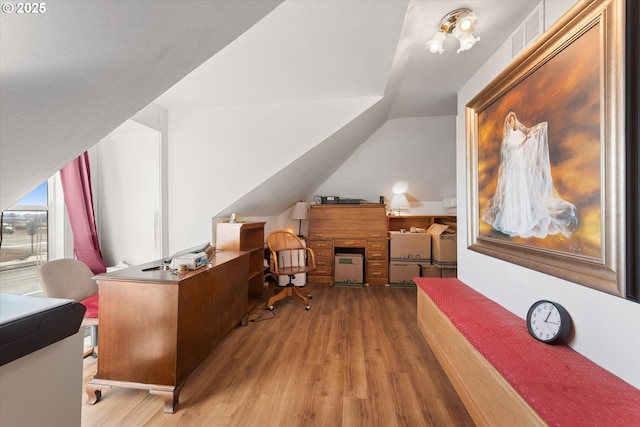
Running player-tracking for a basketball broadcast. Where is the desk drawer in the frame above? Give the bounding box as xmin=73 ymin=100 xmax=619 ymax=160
xmin=311 ymin=266 xmax=333 ymax=276
xmin=367 ymin=240 xmax=388 ymax=251
xmin=366 ymin=269 xmax=388 ymax=278
xmin=367 ymin=259 xmax=388 ymax=271
xmin=309 ymin=239 xmax=333 ymax=249
xmin=315 ymin=256 xmax=333 ymax=267
xmin=367 ymin=250 xmax=387 ymax=260
xmin=334 ymin=239 xmax=365 ymax=248
xmin=313 ymin=247 xmax=333 ymax=260
xmin=366 ymin=267 xmax=388 ymax=286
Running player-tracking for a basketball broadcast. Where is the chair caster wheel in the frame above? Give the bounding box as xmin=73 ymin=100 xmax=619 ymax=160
xmin=305 ymin=306 xmax=310 ymax=310
xmin=268 ymin=306 xmax=274 ymax=311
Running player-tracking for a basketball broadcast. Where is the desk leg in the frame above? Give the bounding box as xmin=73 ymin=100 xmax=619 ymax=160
xmin=85 ymin=381 xmax=107 ymax=405
xmin=85 ymin=378 xmax=181 ymax=414
xmin=150 ymin=385 xmax=182 ymax=414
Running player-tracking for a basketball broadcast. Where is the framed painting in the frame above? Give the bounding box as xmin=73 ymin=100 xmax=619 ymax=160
xmin=626 ymin=0 xmax=639 ymax=303
xmin=466 ymin=0 xmax=626 ymax=297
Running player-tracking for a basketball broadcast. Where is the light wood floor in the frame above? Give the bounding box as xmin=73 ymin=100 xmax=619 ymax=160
xmin=81 ymin=283 xmax=474 ymax=427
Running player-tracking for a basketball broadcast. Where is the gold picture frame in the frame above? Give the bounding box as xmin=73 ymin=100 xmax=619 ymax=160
xmin=466 ymin=0 xmax=625 ymax=297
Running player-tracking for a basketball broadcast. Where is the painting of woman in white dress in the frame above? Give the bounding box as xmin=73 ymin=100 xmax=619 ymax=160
xmin=482 ymin=111 xmax=578 ymax=239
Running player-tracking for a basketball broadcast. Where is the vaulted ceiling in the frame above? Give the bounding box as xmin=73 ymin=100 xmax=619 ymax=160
xmin=0 ymin=0 xmax=539 ymax=212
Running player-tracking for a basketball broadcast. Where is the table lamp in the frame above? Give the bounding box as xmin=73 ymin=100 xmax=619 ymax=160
xmin=291 ymin=201 xmax=309 ymax=237
xmin=390 ymin=193 xmax=410 ymax=215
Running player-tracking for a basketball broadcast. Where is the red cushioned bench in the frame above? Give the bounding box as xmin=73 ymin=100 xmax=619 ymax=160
xmin=415 ymin=277 xmax=640 ymax=427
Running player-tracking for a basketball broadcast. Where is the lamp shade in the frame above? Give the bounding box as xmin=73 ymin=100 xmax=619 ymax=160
xmin=291 ymin=201 xmax=309 ymax=220
xmin=426 ymin=31 xmax=446 ymax=54
xmin=389 ymin=194 xmax=410 ymax=210
xmin=453 ymin=27 xmax=479 ymax=53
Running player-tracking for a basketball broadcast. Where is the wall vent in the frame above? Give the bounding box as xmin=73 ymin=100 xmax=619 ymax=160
xmin=510 ymin=4 xmax=544 ymax=58
xmin=512 ymin=26 xmax=525 ymax=56
xmin=525 ymin=9 xmax=541 ymax=45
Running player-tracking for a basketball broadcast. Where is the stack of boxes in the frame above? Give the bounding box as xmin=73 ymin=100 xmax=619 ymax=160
xmin=388 ymin=222 xmax=457 ymax=285
xmin=389 ymin=231 xmax=431 ymax=286
xmin=427 ymin=223 xmax=457 ymax=277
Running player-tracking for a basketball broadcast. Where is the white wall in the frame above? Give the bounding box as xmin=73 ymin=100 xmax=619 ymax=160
xmin=167 ymin=97 xmax=380 ymax=253
xmin=456 ymin=0 xmax=640 ymax=388
xmin=92 ymin=121 xmax=161 ymax=267
xmin=315 ymin=116 xmax=456 ymax=214
xmin=130 ymin=104 xmax=169 ymax=258
xmin=200 ymin=110 xmax=455 ymax=256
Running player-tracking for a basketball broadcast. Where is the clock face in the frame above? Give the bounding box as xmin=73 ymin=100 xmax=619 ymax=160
xmin=526 ymin=300 xmax=571 ymax=344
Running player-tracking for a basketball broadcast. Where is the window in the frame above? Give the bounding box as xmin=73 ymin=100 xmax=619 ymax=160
xmin=0 ymin=181 xmax=50 ymax=295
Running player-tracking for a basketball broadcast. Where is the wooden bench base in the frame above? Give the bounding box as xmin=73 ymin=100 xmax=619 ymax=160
xmin=415 ymin=278 xmax=640 ymax=427
xmin=417 ymin=289 xmax=547 ymax=427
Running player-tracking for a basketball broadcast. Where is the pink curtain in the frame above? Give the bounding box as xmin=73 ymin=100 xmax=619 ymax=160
xmin=60 ymin=152 xmax=107 ymax=274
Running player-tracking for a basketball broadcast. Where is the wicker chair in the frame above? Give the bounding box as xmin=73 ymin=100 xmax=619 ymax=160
xmin=266 ymin=230 xmax=316 ymax=310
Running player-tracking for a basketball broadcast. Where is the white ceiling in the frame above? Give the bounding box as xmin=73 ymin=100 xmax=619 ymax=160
xmin=0 ymin=0 xmax=540 ymax=212
xmin=155 ymin=0 xmax=540 ymax=117
xmin=155 ymin=1 xmax=408 ymax=109
xmin=388 ymin=0 xmax=540 ymax=118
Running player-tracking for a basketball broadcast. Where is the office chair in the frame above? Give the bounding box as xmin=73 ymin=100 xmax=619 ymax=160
xmin=266 ymin=230 xmax=316 ymax=310
xmin=38 ymin=258 xmax=100 ymax=358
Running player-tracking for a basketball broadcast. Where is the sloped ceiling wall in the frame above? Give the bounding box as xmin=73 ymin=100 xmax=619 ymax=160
xmin=0 ymin=0 xmax=282 ymax=211
xmin=154 ymin=0 xmax=539 ymax=220
xmin=159 ymin=0 xmax=410 ymax=223
xmin=1 ymin=0 xmax=540 ymax=218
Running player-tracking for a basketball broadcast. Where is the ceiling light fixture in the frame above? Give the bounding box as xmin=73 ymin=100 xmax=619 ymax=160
xmin=425 ymin=8 xmax=480 ymax=54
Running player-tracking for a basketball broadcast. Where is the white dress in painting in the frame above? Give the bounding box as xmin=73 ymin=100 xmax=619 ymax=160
xmin=483 ymin=111 xmax=578 ymax=238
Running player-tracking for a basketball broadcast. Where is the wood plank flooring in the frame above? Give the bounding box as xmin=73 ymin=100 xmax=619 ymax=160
xmin=81 ymin=283 xmax=474 ymax=427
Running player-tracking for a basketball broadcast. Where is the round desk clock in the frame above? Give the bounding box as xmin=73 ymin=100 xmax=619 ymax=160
xmin=526 ymin=300 xmax=571 ymax=344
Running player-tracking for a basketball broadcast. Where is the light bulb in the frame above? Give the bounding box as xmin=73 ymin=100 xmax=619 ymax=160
xmin=425 ymin=31 xmax=446 ymax=54
xmin=392 ymin=181 xmax=409 ymax=195
xmin=457 ymin=12 xmax=475 ymax=32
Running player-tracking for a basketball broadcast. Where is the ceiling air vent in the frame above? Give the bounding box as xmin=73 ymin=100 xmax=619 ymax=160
xmin=510 ymin=4 xmax=543 ymax=58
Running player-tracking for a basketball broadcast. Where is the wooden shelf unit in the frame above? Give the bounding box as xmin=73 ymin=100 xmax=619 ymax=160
xmin=215 ymin=222 xmax=269 ymax=309
xmin=307 ymin=204 xmax=388 ymax=285
xmin=387 ymin=215 xmax=456 ymax=232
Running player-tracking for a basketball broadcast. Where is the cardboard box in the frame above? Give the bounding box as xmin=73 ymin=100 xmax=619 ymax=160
xmin=427 ymin=223 xmax=457 ymax=267
xmin=420 ymin=263 xmax=441 ymax=278
xmin=389 ymin=261 xmax=421 ymax=286
xmin=334 ymin=253 xmax=363 ymax=286
xmin=443 ymin=221 xmax=457 ymax=231
xmin=389 ymin=231 xmax=431 ymax=261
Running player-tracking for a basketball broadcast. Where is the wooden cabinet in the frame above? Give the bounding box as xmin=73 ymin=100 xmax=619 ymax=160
xmin=216 ymin=222 xmax=268 ymax=309
xmin=366 ymin=240 xmax=388 ymax=283
xmin=87 ymin=252 xmax=249 ymax=414
xmin=387 ymin=215 xmax=456 ymax=232
xmin=308 ymin=205 xmax=388 ymax=285
xmin=308 ymin=238 xmax=334 ymax=278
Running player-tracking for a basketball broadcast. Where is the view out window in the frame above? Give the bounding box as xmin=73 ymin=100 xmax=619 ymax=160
xmin=0 ymin=182 xmax=49 ymax=295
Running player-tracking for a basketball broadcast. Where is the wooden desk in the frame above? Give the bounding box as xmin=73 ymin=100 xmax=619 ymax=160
xmin=307 ymin=204 xmax=388 ymax=285
xmin=85 ymin=251 xmax=249 ymax=414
